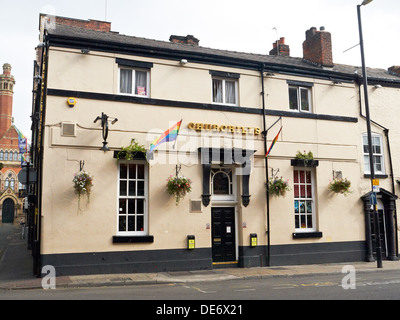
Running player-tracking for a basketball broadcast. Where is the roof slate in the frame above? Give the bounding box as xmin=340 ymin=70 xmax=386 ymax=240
xmin=47 ymin=24 xmax=400 ymax=82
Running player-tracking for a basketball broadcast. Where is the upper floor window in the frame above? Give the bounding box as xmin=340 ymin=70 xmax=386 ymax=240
xmin=288 ymin=80 xmax=313 ymax=113
xmin=116 ymin=58 xmax=153 ymax=98
xmin=212 ymin=78 xmax=238 ymax=105
xmin=362 ymin=133 xmax=385 ymax=175
xmin=210 ymin=70 xmax=240 ymax=106
xmin=120 ymin=68 xmax=149 ymax=97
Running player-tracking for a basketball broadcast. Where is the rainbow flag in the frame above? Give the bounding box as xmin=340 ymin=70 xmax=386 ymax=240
xmin=149 ymin=120 xmax=182 ymax=154
xmin=266 ymin=126 xmax=282 ymax=157
xmin=15 ymin=127 xmax=28 ymax=154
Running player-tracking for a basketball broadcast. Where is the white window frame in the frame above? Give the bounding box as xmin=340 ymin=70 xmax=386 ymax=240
xmin=210 ymin=167 xmax=237 ymax=202
xmin=362 ymin=133 xmax=385 ymax=175
xmin=118 ymin=67 xmax=150 ymax=97
xmin=289 ymin=86 xmax=312 ymax=113
xmin=293 ymin=168 xmax=317 ymax=232
xmin=212 ymin=77 xmax=239 ymax=106
xmin=117 ymin=161 xmax=149 ymax=236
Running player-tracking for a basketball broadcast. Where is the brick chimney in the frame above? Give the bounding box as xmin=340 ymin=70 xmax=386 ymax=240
xmin=388 ymin=66 xmax=400 ymax=76
xmin=303 ymin=27 xmax=333 ymax=67
xmin=269 ymin=37 xmax=290 ymax=57
xmin=169 ymin=35 xmax=199 ymax=46
xmin=39 ymin=14 xmax=111 ymax=33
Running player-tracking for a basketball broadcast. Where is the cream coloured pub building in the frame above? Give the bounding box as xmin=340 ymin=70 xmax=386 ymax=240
xmin=29 ymin=15 xmax=400 ymax=276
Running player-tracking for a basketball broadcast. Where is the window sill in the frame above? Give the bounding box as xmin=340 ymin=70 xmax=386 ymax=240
xmin=364 ymin=174 xmax=388 ymax=179
xmin=292 ymin=232 xmax=323 ymax=239
xmin=112 ymin=235 xmax=154 ymax=244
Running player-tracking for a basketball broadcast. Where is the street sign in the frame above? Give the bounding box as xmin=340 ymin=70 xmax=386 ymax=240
xmin=18 ymin=167 xmax=37 ymax=185
xmin=370 ymin=192 xmax=377 ymax=205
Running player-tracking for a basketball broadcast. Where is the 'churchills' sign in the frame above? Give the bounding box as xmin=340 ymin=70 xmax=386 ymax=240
xmin=188 ymin=122 xmax=261 ymax=135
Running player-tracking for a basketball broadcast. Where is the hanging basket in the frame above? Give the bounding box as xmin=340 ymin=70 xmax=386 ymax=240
xmin=72 ymin=171 xmax=93 ymax=210
xmin=329 ymin=178 xmax=351 ymax=196
xmin=166 ymin=175 xmax=192 ymax=206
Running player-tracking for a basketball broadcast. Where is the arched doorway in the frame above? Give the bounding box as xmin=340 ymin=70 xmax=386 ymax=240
xmin=2 ymin=198 xmax=15 ymax=224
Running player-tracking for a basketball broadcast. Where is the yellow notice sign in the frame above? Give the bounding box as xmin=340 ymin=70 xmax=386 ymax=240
xmin=372 ymin=179 xmax=380 ymax=186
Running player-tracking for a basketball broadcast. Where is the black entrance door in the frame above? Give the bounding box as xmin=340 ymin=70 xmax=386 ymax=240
xmin=371 ymin=209 xmax=388 ymax=259
xmin=2 ymin=198 xmax=15 ymax=224
xmin=212 ymin=207 xmax=236 ymax=263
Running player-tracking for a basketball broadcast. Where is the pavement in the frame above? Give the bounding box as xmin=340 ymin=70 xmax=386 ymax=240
xmin=1 ymin=223 xmax=400 ymax=290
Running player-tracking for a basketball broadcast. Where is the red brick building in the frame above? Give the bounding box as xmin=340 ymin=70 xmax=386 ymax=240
xmin=0 ymin=63 xmax=25 ymax=224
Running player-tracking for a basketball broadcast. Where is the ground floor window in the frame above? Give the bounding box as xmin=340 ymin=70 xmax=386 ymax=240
xmin=118 ymin=162 xmax=148 ymax=235
xmin=293 ymin=169 xmax=316 ymax=232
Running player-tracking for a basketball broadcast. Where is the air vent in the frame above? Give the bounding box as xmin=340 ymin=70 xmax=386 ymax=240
xmin=61 ymin=122 xmax=76 ymax=137
xmin=190 ymin=200 xmax=202 ymax=213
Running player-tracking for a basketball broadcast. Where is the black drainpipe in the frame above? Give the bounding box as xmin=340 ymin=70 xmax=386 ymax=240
xmin=260 ymin=64 xmax=271 ymax=267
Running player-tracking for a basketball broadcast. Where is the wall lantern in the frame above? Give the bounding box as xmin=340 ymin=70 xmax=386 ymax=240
xmin=94 ymin=112 xmax=118 ymax=152
xmin=187 ymin=235 xmax=195 ymax=250
xmin=250 ymin=233 xmax=257 ymax=247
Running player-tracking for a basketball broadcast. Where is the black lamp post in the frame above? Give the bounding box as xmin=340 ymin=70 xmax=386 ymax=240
xmin=357 ymin=0 xmax=383 ymax=268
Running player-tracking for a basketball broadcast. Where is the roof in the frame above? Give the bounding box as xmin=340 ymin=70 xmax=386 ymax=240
xmin=45 ymin=23 xmax=400 ymax=85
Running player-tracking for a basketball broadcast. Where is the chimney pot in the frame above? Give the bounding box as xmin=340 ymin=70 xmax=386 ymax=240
xmin=269 ymin=37 xmax=290 ymax=57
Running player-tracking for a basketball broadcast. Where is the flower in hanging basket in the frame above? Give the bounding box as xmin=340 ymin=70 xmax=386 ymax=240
xmin=329 ymin=178 xmax=351 ymax=196
xmin=166 ymin=175 xmax=192 ymax=205
xmin=268 ymin=176 xmax=291 ymax=197
xmin=73 ymin=171 xmax=94 ymax=208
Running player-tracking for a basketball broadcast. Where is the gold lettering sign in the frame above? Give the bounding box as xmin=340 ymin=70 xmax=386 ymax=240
xmin=188 ymin=122 xmax=261 ymax=135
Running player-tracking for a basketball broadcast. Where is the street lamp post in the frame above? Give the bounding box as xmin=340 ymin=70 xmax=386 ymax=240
xmin=357 ymin=0 xmax=383 ymax=268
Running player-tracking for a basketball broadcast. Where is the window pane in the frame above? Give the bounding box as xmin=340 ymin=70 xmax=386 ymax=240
xmin=120 ymin=69 xmax=132 ymax=94
xmin=364 ymin=155 xmax=370 ymax=172
xmin=137 ymin=216 xmax=144 ymax=232
xmin=129 ymin=164 xmax=136 ymax=179
xmin=128 ymin=216 xmax=135 ymax=232
xmin=137 ymin=165 xmax=145 ymax=179
xmin=300 ymin=185 xmax=306 ymax=198
xmin=294 ymin=200 xmax=299 ymax=213
xmin=120 ymin=164 xmax=127 ymax=179
xmin=300 ymin=88 xmax=310 ymax=111
xmin=225 ymin=81 xmax=236 ymax=104
xmin=120 ymin=181 xmax=127 ymax=196
xmin=307 ymin=215 xmax=313 ymax=228
xmin=119 ymin=199 xmax=126 ymax=214
xmin=128 ymin=181 xmax=136 ymax=196
xmin=295 ymin=215 xmax=300 ymax=229
xmin=135 ymin=71 xmax=147 ymax=96
xmin=306 ymin=200 xmax=312 ymax=213
xmin=213 ymin=79 xmax=223 ymax=103
xmin=137 ymin=199 xmax=144 ymax=214
xmin=119 ymin=216 xmax=126 ymax=232
xmin=128 ymin=199 xmax=135 ymax=214
xmin=306 ymin=171 xmax=311 ymax=183
xmin=213 ymin=172 xmax=230 ymax=195
xmin=374 ymin=156 xmax=382 ymax=172
xmin=289 ymin=87 xmax=298 ymax=110
xmin=137 ymin=181 xmax=145 ymax=196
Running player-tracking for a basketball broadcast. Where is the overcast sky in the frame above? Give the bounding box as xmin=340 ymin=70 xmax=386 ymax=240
xmin=1 ymin=0 xmax=399 ymax=140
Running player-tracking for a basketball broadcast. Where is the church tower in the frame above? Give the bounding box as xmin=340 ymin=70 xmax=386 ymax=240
xmin=0 ymin=63 xmax=16 ymax=137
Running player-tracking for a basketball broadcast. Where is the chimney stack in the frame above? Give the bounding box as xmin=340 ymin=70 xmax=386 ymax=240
xmin=269 ymin=37 xmax=290 ymax=57
xmin=169 ymin=35 xmax=199 ymax=46
xmin=388 ymin=66 xmax=400 ymax=76
xmin=302 ymin=26 xmax=333 ymax=67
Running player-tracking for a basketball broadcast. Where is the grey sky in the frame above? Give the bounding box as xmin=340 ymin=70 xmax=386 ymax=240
xmin=1 ymin=0 xmax=399 ymax=140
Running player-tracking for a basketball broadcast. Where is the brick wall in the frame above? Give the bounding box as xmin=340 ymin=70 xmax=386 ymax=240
xmin=303 ymin=27 xmax=333 ymax=67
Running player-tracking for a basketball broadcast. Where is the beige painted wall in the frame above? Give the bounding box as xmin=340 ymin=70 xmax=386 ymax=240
xmin=41 ymin=46 xmax=389 ymax=256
